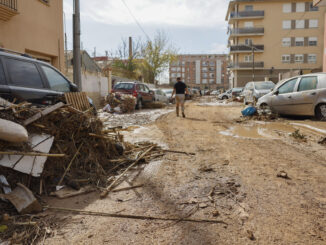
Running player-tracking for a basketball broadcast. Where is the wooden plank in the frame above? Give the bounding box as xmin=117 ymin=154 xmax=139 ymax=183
xmin=65 ymin=92 xmax=91 ymax=112
xmin=23 ymin=102 xmax=65 ymax=126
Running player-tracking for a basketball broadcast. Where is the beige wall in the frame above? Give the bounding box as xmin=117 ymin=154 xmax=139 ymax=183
xmin=0 ymin=0 xmax=64 ymax=71
xmin=227 ymin=0 xmax=325 ymax=87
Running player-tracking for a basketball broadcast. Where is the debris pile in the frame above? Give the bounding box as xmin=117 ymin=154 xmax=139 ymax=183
xmin=290 ymin=129 xmax=307 ymax=142
xmin=0 ymin=99 xmax=165 ymax=243
xmin=143 ymin=101 xmax=167 ymax=109
xmin=103 ymin=93 xmax=136 ymax=113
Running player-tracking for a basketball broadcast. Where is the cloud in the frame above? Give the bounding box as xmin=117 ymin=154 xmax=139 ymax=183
xmin=210 ymin=43 xmax=228 ymax=54
xmin=64 ymin=0 xmax=228 ymax=28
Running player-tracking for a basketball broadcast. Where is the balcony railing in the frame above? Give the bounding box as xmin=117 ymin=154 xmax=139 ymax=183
xmin=229 ymin=27 xmax=264 ymax=36
xmin=230 ymin=10 xmax=264 ymax=19
xmin=230 ymin=45 xmax=264 ymax=52
xmin=0 ymin=0 xmax=17 ymax=11
xmin=229 ymin=62 xmax=264 ymax=69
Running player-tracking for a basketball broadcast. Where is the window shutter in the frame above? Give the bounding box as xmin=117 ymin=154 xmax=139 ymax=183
xmin=304 ymin=54 xmax=308 ymax=63
xmin=291 ymin=20 xmax=296 ymax=29
xmin=292 ymin=2 xmax=296 ymax=12
xmin=305 ymin=2 xmax=310 ymax=11
xmin=304 ymin=19 xmax=309 ymax=28
xmin=304 ymin=37 xmax=308 ymax=46
xmin=291 ymin=37 xmax=295 ymax=46
xmin=290 ymin=54 xmax=295 ymax=63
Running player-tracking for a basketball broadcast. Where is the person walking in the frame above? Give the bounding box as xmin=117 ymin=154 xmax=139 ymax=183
xmin=171 ymin=77 xmax=189 ymax=118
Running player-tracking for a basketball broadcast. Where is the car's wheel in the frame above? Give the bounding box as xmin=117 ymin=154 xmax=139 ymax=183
xmin=315 ymin=104 xmax=326 ymax=121
xmin=244 ymin=99 xmax=248 ymax=105
xmin=136 ymin=99 xmax=143 ymax=110
xmin=222 ymin=96 xmax=228 ymax=100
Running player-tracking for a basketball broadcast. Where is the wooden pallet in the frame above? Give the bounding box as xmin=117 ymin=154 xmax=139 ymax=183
xmin=64 ymin=92 xmax=91 ymax=112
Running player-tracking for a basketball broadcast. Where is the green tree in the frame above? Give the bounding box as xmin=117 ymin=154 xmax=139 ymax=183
xmin=141 ymin=31 xmax=177 ymax=84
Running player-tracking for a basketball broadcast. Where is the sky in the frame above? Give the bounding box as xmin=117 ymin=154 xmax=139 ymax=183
xmin=63 ymin=0 xmax=229 ymax=57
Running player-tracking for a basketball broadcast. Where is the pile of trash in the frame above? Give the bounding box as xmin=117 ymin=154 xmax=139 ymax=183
xmin=0 ymin=98 xmax=164 ymax=244
xmin=103 ymin=93 xmax=136 ymax=113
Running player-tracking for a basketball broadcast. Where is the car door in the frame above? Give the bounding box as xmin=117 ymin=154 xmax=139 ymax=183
xmin=0 ymin=58 xmax=10 ymax=101
xmin=143 ymin=85 xmax=152 ymax=102
xmin=289 ymin=76 xmax=318 ymax=116
xmin=271 ymin=77 xmax=299 ymax=115
xmin=3 ymin=57 xmax=53 ymax=103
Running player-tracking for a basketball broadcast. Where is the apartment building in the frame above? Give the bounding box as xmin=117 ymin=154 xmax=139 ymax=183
xmin=0 ymin=0 xmax=64 ymax=71
xmin=169 ymin=54 xmax=228 ymax=90
xmin=226 ymin=0 xmax=325 ymax=88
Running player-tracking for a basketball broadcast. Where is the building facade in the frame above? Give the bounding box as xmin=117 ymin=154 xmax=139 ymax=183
xmin=169 ymin=54 xmax=228 ymax=90
xmin=0 ymin=0 xmax=64 ymax=71
xmin=226 ymin=0 xmax=325 ymax=88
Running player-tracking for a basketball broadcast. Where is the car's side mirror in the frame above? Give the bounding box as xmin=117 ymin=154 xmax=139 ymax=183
xmin=274 ymin=90 xmax=279 ymax=95
xmin=149 ymin=90 xmax=154 ymax=95
xmin=70 ymin=83 xmax=78 ymax=92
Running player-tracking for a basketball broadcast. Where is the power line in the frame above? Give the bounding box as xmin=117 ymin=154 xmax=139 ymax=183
xmin=120 ymin=0 xmax=150 ymax=40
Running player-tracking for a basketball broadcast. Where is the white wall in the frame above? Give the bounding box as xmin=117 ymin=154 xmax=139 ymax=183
xmin=81 ymin=72 xmax=108 ymax=107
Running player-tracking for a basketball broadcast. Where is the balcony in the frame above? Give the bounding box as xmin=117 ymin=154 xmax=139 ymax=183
xmin=229 ymin=27 xmax=264 ymax=38
xmin=229 ymin=62 xmax=264 ymax=70
xmin=230 ymin=44 xmax=264 ymax=53
xmin=0 ymin=0 xmax=18 ymax=21
xmin=229 ymin=11 xmax=264 ymax=22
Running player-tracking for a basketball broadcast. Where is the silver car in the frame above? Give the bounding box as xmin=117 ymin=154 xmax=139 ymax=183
xmin=243 ymin=81 xmax=275 ymax=105
xmin=257 ymin=73 xmax=326 ymax=120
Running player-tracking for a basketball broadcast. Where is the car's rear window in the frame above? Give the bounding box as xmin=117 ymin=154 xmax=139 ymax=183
xmin=114 ymin=83 xmax=134 ymax=90
xmin=255 ymin=82 xmax=274 ymax=90
xmin=5 ymin=58 xmax=44 ymax=88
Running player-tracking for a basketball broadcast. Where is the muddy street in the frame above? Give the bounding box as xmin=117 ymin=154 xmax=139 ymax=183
xmin=44 ymin=100 xmax=326 ymax=245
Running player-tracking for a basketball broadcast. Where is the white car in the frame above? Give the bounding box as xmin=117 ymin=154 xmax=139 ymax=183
xmin=153 ymin=89 xmax=169 ymax=103
xmin=218 ymin=89 xmax=232 ymax=100
xmin=257 ymin=73 xmax=326 ymax=120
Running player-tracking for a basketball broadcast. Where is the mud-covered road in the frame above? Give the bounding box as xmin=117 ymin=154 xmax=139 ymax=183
xmin=45 ymin=99 xmax=326 ymax=245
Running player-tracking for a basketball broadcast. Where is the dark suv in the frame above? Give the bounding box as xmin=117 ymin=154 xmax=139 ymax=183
xmin=112 ymin=82 xmax=154 ymax=109
xmin=0 ymin=49 xmax=79 ymax=105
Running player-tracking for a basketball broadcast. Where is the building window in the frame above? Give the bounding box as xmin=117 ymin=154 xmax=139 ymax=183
xmin=244 ymin=55 xmax=253 ymax=62
xmin=202 ymin=67 xmax=208 ymax=72
xmin=296 ymin=2 xmax=305 ymax=12
xmin=245 ymin=5 xmax=253 ymax=11
xmin=39 ymin=0 xmax=50 ymax=4
xmin=308 ymin=54 xmax=317 ymax=63
xmin=202 ymin=61 xmax=208 ymax=66
xmin=308 ymin=37 xmax=317 ymax=46
xmin=296 ymin=20 xmax=305 ymax=29
xmin=209 ymin=67 xmax=215 ymax=71
xmin=181 ymin=61 xmax=185 ymax=66
xmin=283 ymin=20 xmax=291 ymax=29
xmin=295 ymin=54 xmax=304 ymax=63
xmin=309 ymin=19 xmax=318 ymax=28
xmin=245 ymin=39 xmax=252 ymax=45
xmin=209 ymin=73 xmax=215 ymax=78
xmin=209 ymin=61 xmax=215 ymax=66
xmin=202 ymin=73 xmax=208 ymax=78
xmin=171 ymin=73 xmax=177 ymax=78
xmin=282 ymin=55 xmax=290 ymax=63
xmin=295 ymin=37 xmax=304 ymax=46
xmin=209 ymin=79 xmax=215 ymax=84
xmin=309 ymin=3 xmax=319 ymax=11
xmin=182 ymin=67 xmax=185 ymax=72
xmin=202 ymin=79 xmax=208 ymax=84
xmin=171 ymin=67 xmax=177 ymax=72
xmin=282 ymin=38 xmax=291 ymax=47
xmin=283 ymin=3 xmax=291 ymax=13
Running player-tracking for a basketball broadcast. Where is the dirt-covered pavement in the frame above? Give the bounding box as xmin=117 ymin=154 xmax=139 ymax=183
xmin=45 ymin=98 xmax=326 ymax=245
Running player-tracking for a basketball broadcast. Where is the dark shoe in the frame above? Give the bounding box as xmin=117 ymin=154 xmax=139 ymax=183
xmin=182 ymin=112 xmax=185 ymax=118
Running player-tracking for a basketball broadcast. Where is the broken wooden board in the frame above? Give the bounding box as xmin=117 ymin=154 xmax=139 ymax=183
xmin=50 ymin=186 xmax=95 ymax=199
xmin=0 ymin=134 xmax=54 ymax=177
xmin=65 ymin=92 xmax=90 ymax=112
xmin=23 ymin=102 xmax=65 ymax=126
xmin=3 ymin=183 xmax=42 ymax=214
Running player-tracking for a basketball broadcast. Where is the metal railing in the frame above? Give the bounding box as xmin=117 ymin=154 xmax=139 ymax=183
xmin=0 ymin=0 xmax=17 ymax=11
xmin=229 ymin=62 xmax=264 ymax=69
xmin=230 ymin=10 xmax=264 ymax=19
xmin=229 ymin=27 xmax=264 ymax=35
xmin=230 ymin=44 xmax=264 ymax=52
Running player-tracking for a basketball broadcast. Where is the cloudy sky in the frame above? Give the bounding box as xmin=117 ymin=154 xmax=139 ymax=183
xmin=63 ymin=0 xmax=229 ymax=57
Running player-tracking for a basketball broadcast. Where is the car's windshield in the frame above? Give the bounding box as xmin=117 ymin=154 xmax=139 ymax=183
xmin=233 ymin=88 xmax=242 ymax=92
xmin=255 ymin=82 xmax=275 ymax=90
xmin=114 ymin=83 xmax=134 ymax=90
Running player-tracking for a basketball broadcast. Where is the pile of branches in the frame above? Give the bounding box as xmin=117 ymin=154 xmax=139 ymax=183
xmin=104 ymin=93 xmax=136 ymax=113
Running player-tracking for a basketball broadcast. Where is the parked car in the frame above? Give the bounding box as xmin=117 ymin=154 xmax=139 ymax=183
xmin=231 ymin=87 xmax=244 ymax=98
xmin=162 ymin=89 xmax=175 ymax=103
xmin=257 ymin=73 xmax=326 ymax=120
xmin=0 ymin=49 xmax=99 ymax=112
xmin=243 ymin=81 xmax=275 ymax=105
xmin=218 ymin=89 xmax=232 ymax=100
xmin=112 ymin=82 xmax=154 ymax=109
xmin=191 ymin=88 xmax=200 ymax=97
xmin=211 ymin=90 xmax=220 ymax=96
xmin=153 ymin=88 xmax=169 ymax=103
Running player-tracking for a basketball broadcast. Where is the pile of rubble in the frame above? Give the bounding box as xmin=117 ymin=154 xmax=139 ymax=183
xmin=103 ymin=93 xmax=136 ymax=113
xmin=0 ymin=97 xmax=165 ymax=244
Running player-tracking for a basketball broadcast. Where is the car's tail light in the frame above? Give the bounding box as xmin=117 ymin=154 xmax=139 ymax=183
xmin=133 ymin=91 xmax=138 ymax=97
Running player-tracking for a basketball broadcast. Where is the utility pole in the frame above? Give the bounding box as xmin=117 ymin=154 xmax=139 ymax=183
xmin=73 ymin=0 xmax=82 ymax=90
xmin=129 ymin=36 xmax=133 ymax=59
xmin=250 ymin=40 xmax=255 ymax=81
